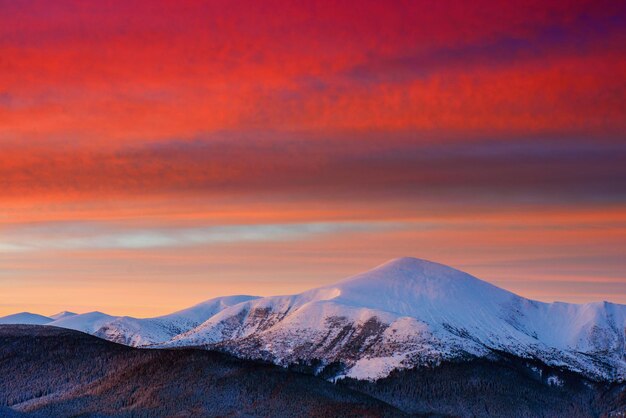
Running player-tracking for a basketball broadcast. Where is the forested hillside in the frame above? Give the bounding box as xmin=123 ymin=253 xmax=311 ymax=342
xmin=0 ymin=325 xmax=404 ymax=417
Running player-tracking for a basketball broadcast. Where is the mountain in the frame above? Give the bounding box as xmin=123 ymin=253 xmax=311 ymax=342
xmin=4 ymin=258 xmax=624 ymax=385
xmin=163 ymin=257 xmax=626 ymax=382
xmin=48 ymin=295 xmax=259 ymax=346
xmin=0 ymin=312 xmax=52 ymax=325
xmin=3 ymin=259 xmax=626 ymax=417
xmin=0 ymin=325 xmax=403 ymax=417
xmin=48 ymin=311 xmax=77 ymax=321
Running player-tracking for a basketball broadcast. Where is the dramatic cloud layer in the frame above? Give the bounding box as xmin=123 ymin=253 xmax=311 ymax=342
xmin=1 ymin=0 xmax=625 ymax=315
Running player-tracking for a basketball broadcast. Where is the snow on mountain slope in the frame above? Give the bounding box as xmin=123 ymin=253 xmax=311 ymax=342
xmin=45 ymin=295 xmax=259 ymax=346
xmin=93 ymin=295 xmax=259 ymax=346
xmin=49 ymin=311 xmax=77 ymax=321
xmin=49 ymin=311 xmax=117 ymax=334
xmin=0 ymin=312 xmax=52 ymax=325
xmin=164 ymin=258 xmax=626 ymax=382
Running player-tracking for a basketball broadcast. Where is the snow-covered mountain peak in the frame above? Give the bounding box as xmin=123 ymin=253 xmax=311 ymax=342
xmin=49 ymin=311 xmax=77 ymax=320
xmin=364 ymin=256 xmax=447 ymax=272
xmin=49 ymin=311 xmax=117 ymax=334
xmin=159 ymin=295 xmax=259 ymax=322
xmin=338 ymin=257 xmax=498 ymax=293
xmin=311 ymin=257 xmax=515 ymax=319
xmin=0 ymin=312 xmax=53 ymax=325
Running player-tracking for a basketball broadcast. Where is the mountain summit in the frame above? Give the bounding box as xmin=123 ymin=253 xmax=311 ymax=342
xmin=49 ymin=311 xmax=77 ymax=321
xmin=0 ymin=312 xmax=52 ymax=325
xmin=322 ymin=257 xmax=515 ymax=316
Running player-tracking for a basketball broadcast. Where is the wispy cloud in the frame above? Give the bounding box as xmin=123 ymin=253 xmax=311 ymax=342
xmin=0 ymin=221 xmax=404 ymax=251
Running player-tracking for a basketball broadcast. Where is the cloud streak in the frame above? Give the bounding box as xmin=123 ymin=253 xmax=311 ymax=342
xmin=0 ymin=221 xmax=404 ymax=251
xmin=1 ymin=135 xmax=624 ymax=203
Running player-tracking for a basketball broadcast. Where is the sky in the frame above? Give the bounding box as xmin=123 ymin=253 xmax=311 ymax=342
xmin=1 ymin=0 xmax=625 ymax=317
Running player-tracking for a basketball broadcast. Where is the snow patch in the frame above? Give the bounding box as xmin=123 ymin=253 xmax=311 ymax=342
xmin=347 ymin=354 xmax=409 ymax=380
